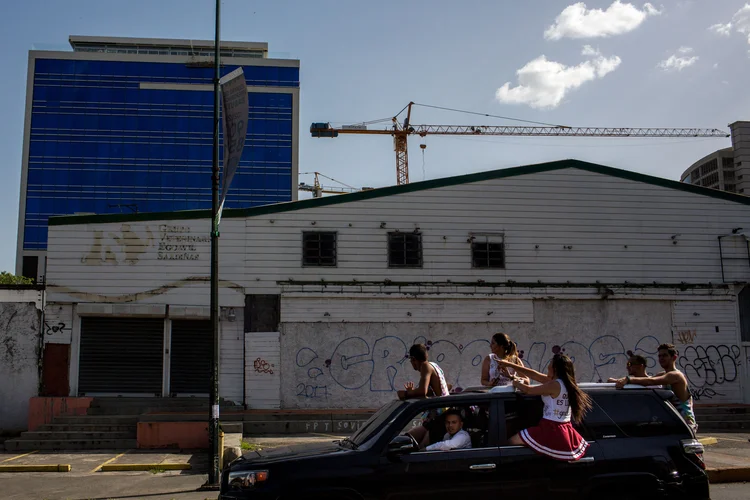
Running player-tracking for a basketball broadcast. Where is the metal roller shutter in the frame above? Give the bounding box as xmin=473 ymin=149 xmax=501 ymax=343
xmin=79 ymin=317 xmax=164 ymax=395
xmin=170 ymin=320 xmax=211 ymax=395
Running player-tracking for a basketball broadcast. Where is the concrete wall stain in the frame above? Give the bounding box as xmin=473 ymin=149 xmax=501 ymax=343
xmin=49 ymin=276 xmax=245 ymax=303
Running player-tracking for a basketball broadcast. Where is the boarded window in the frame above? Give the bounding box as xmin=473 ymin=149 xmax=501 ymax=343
xmin=471 ymin=235 xmax=505 ymax=269
xmin=22 ymin=256 xmax=38 ymax=283
xmin=388 ymin=232 xmax=422 ymax=268
xmin=740 ymin=286 xmax=750 ymax=343
xmin=302 ymin=232 xmax=337 ymax=267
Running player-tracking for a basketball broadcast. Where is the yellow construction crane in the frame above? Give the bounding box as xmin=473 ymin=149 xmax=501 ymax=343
xmin=298 ymin=171 xmax=372 ymax=198
xmin=311 ymin=101 xmax=730 ymax=186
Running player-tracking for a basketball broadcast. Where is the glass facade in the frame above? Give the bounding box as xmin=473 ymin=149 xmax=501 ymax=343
xmin=24 ymin=57 xmax=298 ymax=250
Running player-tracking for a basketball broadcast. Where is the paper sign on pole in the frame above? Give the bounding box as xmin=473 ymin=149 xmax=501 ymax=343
xmin=217 ymin=67 xmax=248 ymax=225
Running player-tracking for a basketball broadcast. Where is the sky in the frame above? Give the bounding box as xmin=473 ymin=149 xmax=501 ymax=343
xmin=1 ymin=0 xmax=749 ymax=272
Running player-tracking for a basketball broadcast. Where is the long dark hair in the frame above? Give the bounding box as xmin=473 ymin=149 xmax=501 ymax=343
xmin=551 ymin=354 xmax=592 ymax=424
xmin=492 ymin=333 xmax=518 ymax=361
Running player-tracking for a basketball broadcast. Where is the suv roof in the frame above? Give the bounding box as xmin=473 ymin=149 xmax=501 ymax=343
xmin=402 ymin=383 xmax=672 ymax=406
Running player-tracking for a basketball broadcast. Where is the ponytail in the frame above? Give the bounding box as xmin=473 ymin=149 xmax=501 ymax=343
xmin=491 ymin=333 xmax=518 ymax=361
xmin=551 ymin=353 xmax=592 ymax=424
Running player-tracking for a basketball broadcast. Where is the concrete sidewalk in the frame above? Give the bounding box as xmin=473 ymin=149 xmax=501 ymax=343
xmin=699 ymin=433 xmax=750 ymax=483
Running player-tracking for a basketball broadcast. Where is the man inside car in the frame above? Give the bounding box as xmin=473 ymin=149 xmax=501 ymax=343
xmin=424 ymin=408 xmax=472 ymax=451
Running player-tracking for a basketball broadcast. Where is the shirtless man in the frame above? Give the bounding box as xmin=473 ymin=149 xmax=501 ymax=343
xmin=398 ymin=344 xmax=450 ymax=448
xmin=397 ymin=344 xmax=449 ymax=400
xmin=612 ymin=343 xmax=697 ymax=433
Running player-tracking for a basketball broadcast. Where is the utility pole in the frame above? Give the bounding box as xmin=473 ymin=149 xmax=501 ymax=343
xmin=207 ymin=0 xmax=221 ymax=488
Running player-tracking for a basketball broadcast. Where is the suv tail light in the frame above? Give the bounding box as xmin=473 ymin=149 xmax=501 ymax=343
xmin=681 ymin=438 xmax=705 ymax=469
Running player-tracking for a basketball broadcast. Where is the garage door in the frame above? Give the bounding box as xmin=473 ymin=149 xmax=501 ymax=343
xmin=78 ymin=317 xmax=164 ymax=395
xmin=169 ymin=320 xmax=211 ymax=395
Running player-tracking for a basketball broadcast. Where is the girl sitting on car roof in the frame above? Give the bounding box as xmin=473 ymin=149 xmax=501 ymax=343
xmin=495 ymin=353 xmax=592 ymax=461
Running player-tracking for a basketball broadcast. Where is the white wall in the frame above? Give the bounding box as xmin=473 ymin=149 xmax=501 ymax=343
xmin=45 ymin=168 xmax=750 ymax=303
xmin=220 ymin=317 xmax=244 ymax=404
xmin=245 ymin=332 xmax=281 ymax=409
xmin=0 ymin=296 xmax=42 ymax=433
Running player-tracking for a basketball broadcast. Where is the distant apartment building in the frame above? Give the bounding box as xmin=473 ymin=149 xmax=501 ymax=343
xmin=681 ymin=121 xmax=750 ymax=195
xmin=16 ymin=36 xmax=300 ymax=282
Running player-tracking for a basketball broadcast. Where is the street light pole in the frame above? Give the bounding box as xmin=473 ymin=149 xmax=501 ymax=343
xmin=208 ymin=0 xmax=222 ymax=488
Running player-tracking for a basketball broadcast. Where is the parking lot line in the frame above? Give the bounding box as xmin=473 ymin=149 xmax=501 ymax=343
xmin=0 ymin=451 xmax=38 ymax=463
xmin=91 ymin=450 xmax=129 ymax=473
xmin=0 ymin=464 xmax=70 ymax=473
xmin=100 ymin=463 xmax=192 ymax=472
xmin=714 ymin=436 xmax=749 ymax=443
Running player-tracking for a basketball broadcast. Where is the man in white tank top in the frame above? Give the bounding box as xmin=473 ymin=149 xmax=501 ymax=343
xmin=397 ymin=344 xmax=450 ymax=400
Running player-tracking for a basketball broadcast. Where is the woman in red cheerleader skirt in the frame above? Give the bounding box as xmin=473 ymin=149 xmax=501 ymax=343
xmin=495 ymin=353 xmax=592 ymax=461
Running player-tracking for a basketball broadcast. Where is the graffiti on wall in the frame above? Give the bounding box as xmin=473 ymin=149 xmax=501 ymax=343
xmin=675 ymin=329 xmax=697 ymax=345
xmin=295 ymin=335 xmax=742 ymax=401
xmin=678 ymin=345 xmax=741 ymax=400
xmin=254 ymin=357 xmax=275 ymax=375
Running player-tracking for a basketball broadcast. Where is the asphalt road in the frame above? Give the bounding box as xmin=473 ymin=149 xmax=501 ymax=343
xmin=711 ymin=482 xmax=750 ymax=500
xmin=0 ymin=473 xmax=747 ymax=499
xmin=0 ymin=474 xmax=214 ymax=500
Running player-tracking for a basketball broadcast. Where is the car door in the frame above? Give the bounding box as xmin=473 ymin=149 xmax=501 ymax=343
xmin=497 ymin=395 xmax=603 ymax=500
xmin=378 ymin=398 xmax=503 ymax=500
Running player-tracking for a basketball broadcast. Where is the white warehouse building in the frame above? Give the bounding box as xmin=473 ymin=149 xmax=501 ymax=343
xmin=42 ymin=160 xmax=750 ymax=409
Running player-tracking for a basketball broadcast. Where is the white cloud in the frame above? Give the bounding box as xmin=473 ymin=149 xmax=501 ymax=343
xmin=709 ymin=22 xmax=732 ymax=36
xmin=544 ymin=1 xmax=662 ymax=40
xmin=495 ymin=51 xmax=622 ymax=109
xmin=736 ymin=4 xmax=750 ymax=42
xmin=581 ymin=44 xmax=601 ymax=56
xmin=658 ymin=52 xmax=699 ymax=71
xmin=713 ymin=62 xmax=719 ymax=69
xmin=677 ymin=46 xmax=693 ymax=54
xmin=708 ymin=4 xmax=750 ymax=43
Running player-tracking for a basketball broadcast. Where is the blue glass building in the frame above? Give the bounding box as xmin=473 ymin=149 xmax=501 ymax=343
xmin=16 ymin=36 xmax=299 ymax=280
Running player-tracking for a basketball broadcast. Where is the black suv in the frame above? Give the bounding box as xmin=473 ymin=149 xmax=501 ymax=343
xmin=221 ymin=385 xmax=708 ymax=500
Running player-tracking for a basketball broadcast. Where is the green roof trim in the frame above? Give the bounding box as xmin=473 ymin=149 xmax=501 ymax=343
xmin=48 ymin=159 xmax=750 ymax=226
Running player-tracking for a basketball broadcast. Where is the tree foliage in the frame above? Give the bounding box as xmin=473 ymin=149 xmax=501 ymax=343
xmin=0 ymin=272 xmax=34 ymax=285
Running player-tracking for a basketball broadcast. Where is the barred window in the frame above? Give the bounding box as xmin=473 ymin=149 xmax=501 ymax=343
xmin=471 ymin=234 xmax=505 ymax=269
xmin=388 ymin=232 xmax=422 ymax=268
xmin=302 ymin=232 xmax=337 ymax=267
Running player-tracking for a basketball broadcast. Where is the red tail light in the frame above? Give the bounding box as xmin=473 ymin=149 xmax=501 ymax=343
xmin=681 ymin=438 xmax=705 ymax=470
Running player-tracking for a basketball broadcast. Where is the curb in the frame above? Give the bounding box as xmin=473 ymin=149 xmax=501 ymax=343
xmin=707 ymin=467 xmax=750 ymax=484
xmin=698 ymin=437 xmax=718 ymax=446
xmin=0 ymin=464 xmax=71 ymax=473
xmin=100 ymin=463 xmax=192 ymax=472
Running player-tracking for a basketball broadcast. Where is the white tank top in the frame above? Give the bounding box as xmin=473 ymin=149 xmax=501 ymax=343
xmin=542 ymin=379 xmax=571 ymax=423
xmin=428 ymin=362 xmax=450 ymax=396
xmin=489 ymin=354 xmax=517 ymax=386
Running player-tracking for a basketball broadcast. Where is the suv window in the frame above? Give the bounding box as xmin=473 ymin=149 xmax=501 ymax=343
xmin=350 ymin=400 xmax=407 ymax=446
xmin=395 ymin=402 xmax=492 ymax=450
xmin=583 ymin=394 xmax=686 ymax=439
xmin=502 ymin=393 xmax=686 ymax=443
